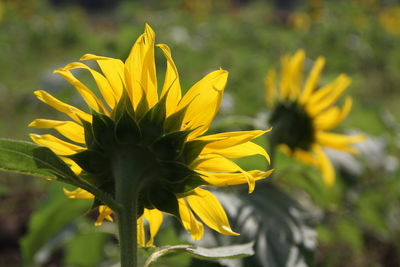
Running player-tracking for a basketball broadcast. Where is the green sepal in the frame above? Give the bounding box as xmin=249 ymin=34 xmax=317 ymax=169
xmin=180 ymin=140 xmax=211 ymax=165
xmin=115 ymin=111 xmax=141 ymax=145
xmin=151 ymin=130 xmax=190 ymax=160
xmin=135 ymin=94 xmax=150 ymax=121
xmin=81 ymin=119 xmax=96 ymax=149
xmin=68 ymin=149 xmax=109 ymax=174
xmin=91 ymin=111 xmax=116 ymax=149
xmin=139 ymin=94 xmax=168 ymax=144
xmin=112 ymin=92 xmax=135 ymax=122
xmin=175 ymin=175 xmax=209 ymax=195
xmin=148 ymin=186 xmax=180 ymax=219
xmin=164 ymin=105 xmax=189 ymax=133
xmin=159 ymin=160 xmax=198 ymax=184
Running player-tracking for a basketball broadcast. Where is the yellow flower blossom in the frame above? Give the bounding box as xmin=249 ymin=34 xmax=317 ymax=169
xmin=30 ymin=24 xmax=272 ymax=246
xmin=265 ymin=50 xmax=364 ymax=186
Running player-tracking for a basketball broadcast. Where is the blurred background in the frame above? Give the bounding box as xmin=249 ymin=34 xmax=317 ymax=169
xmin=0 ymin=0 xmax=400 ymax=266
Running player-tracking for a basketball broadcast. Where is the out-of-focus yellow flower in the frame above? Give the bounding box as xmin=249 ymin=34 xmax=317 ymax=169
xmin=289 ymin=11 xmax=311 ymax=32
xmin=379 ymin=6 xmax=400 ymax=35
xmin=265 ymin=50 xmax=364 ymax=186
xmin=30 ymin=24 xmax=272 ymax=246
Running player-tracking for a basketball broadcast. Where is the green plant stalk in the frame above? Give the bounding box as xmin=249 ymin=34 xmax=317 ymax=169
xmin=113 ymin=150 xmax=141 ymax=267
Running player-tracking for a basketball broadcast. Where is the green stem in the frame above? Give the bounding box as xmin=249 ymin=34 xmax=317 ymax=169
xmin=117 ymin=204 xmax=137 ymax=267
xmin=113 ymin=149 xmax=142 ymax=267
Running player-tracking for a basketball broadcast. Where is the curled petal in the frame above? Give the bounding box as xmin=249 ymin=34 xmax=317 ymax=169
xmin=201 ymin=141 xmax=270 ymax=164
xmin=186 ymin=188 xmax=239 ymax=236
xmin=80 ymin=54 xmax=125 ymax=99
xmin=63 ymin=62 xmax=118 ymax=109
xmin=95 ymin=205 xmax=114 ymax=226
xmin=196 ymin=128 xmax=271 ymax=149
xmin=193 ymin=155 xmax=255 ymax=193
xmin=34 ymin=90 xmax=91 ymax=123
xmin=54 ymin=67 xmax=108 ymax=114
xmin=63 ymin=187 xmax=94 ymax=199
xmin=199 ymin=169 xmax=273 ymax=187
xmin=29 ymin=119 xmax=85 ymax=144
xmin=29 ymin=134 xmax=85 ymax=155
xmin=143 ymin=208 xmax=163 ymax=246
xmin=157 ymin=44 xmax=182 ymax=116
xmin=177 ymin=70 xmax=228 ymax=140
xmin=178 ymin=198 xmax=204 ymax=240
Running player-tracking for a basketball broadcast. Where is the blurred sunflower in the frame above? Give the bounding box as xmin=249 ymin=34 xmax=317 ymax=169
xmin=29 ymin=24 xmax=272 ymax=246
xmin=265 ymin=50 xmax=363 ymax=186
xmin=379 ymin=6 xmax=400 ymax=35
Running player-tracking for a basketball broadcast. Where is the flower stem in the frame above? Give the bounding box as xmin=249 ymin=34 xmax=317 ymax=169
xmin=116 ymin=205 xmax=137 ymax=267
xmin=113 ymin=149 xmax=142 ymax=267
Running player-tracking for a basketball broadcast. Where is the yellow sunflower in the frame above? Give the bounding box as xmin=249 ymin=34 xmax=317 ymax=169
xmin=29 ymin=24 xmax=272 ymax=246
xmin=265 ymin=49 xmax=363 ymax=186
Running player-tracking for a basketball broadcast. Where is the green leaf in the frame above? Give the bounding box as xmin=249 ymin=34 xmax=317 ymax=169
xmin=0 ymin=138 xmax=79 ymax=185
xmin=20 ymin=183 xmax=92 ymax=266
xmin=144 ymin=242 xmax=254 ymax=266
xmin=209 ymin=184 xmax=317 ymax=267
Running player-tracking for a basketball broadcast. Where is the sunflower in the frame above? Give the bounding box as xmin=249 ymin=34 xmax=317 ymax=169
xmin=265 ymin=49 xmax=363 ymax=186
xmin=29 ymin=24 xmax=272 ymax=246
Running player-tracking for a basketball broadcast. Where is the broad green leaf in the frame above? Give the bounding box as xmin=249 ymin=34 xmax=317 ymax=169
xmin=21 ymin=183 xmax=92 ymax=266
xmin=144 ymin=242 xmax=254 ymax=266
xmin=210 ymin=184 xmax=317 ymax=267
xmin=0 ymin=138 xmax=79 ymax=185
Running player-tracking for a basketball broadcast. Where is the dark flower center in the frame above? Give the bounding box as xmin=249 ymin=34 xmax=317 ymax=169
xmin=269 ymin=101 xmax=314 ymax=151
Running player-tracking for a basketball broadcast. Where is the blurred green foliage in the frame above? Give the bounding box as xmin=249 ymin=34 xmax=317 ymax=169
xmin=0 ymin=0 xmax=399 ymax=266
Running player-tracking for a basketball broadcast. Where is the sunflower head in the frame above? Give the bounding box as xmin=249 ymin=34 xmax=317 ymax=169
xmin=30 ymin=24 xmax=272 ymax=245
xmin=265 ymin=49 xmax=364 ymax=186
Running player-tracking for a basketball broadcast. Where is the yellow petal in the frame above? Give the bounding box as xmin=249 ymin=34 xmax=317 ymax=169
xmin=63 ymin=187 xmax=94 ymax=199
xmin=316 ymin=131 xmax=365 ymax=154
xmin=54 ymin=68 xmax=108 ymax=114
xmin=193 ymin=155 xmax=255 ymax=193
xmin=201 ymin=141 xmax=270 ymax=164
xmin=177 ymin=70 xmax=228 ymax=140
xmin=186 ymin=188 xmax=239 ymax=236
xmin=287 ymin=50 xmax=305 ymax=100
xmin=196 ymin=129 xmax=271 ymax=149
xmin=143 ymin=208 xmax=163 ymax=246
xmin=95 ymin=205 xmax=114 ymax=226
xmin=265 ymin=69 xmax=276 ymax=108
xmin=279 ymin=145 xmax=317 ymax=166
xmin=30 ymin=134 xmax=84 ymax=155
xmin=29 ymin=119 xmax=85 ymax=144
xmin=34 ymin=90 xmax=91 ymax=123
xmin=137 ymin=216 xmax=146 ymax=247
xmin=306 ymin=74 xmax=351 ymax=115
xmin=157 ymin=44 xmax=182 ymax=116
xmin=198 ymin=169 xmax=273 ymax=187
xmin=125 ymin=24 xmax=158 ymax=111
xmin=178 ymin=198 xmax=204 ymax=240
xmin=300 ymin=56 xmax=325 ymax=104
xmin=80 ymin=54 xmax=125 ymax=100
xmin=60 ymin=156 xmax=82 ymax=175
xmin=314 ymin=97 xmax=353 ymax=130
xmin=313 ymin=146 xmax=335 ymax=186
xmin=63 ymin=62 xmax=117 ymax=109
